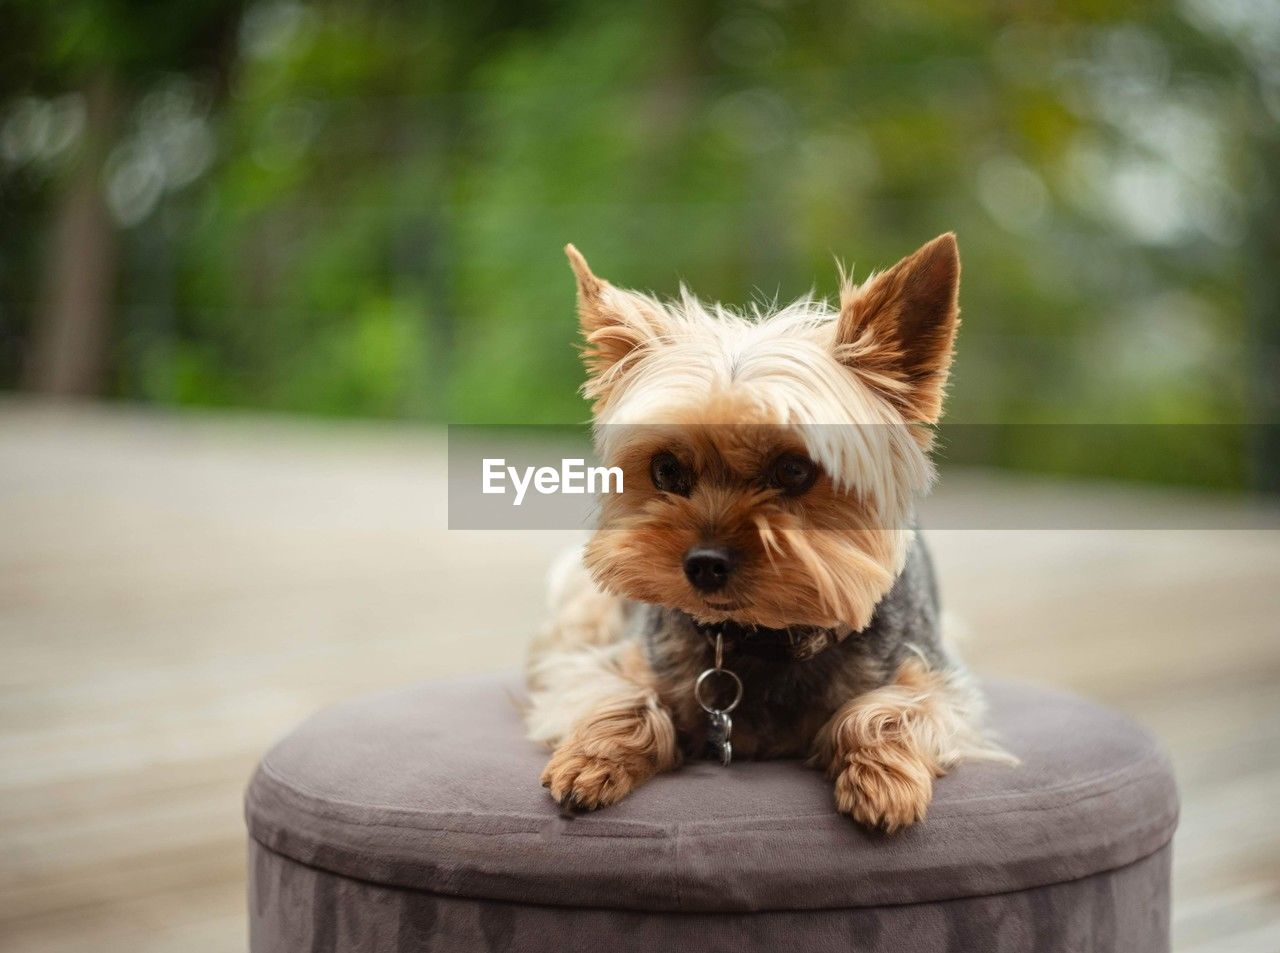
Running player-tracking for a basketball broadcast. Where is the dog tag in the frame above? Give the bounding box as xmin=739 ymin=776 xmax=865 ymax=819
xmin=694 ymin=632 xmax=744 ymax=768
xmin=707 ymin=710 xmax=733 ymax=766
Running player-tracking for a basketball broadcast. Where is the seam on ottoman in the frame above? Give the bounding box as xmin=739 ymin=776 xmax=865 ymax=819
xmin=246 ymin=763 xmax=1178 ymax=913
xmin=251 ymin=751 xmax=1174 ymax=836
xmin=246 ymin=780 xmax=1178 ymax=906
xmin=253 ymin=761 xmax=668 ymax=839
xmin=247 ymin=833 xmax=1175 ymax=916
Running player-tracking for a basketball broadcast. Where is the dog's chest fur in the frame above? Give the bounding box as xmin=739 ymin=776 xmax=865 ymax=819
xmin=628 ymin=534 xmax=946 ymax=759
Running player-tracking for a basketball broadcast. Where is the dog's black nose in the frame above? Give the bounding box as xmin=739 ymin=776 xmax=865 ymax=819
xmin=683 ymin=547 xmax=735 ymax=593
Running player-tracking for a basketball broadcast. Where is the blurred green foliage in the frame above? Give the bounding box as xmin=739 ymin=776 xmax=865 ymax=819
xmin=1 ymin=0 xmax=1277 ymax=487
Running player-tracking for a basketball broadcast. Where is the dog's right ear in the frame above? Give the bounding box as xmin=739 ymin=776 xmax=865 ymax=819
xmin=566 ymin=244 xmax=665 ymax=398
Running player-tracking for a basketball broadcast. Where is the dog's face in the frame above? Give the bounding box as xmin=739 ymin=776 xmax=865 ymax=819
xmin=570 ymin=236 xmax=960 ymax=631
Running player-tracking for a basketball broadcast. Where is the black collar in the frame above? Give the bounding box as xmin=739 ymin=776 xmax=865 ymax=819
xmin=687 ymin=615 xmax=843 ymax=662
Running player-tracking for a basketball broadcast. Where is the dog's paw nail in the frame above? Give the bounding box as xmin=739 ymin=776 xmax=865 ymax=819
xmin=556 ymin=793 xmax=586 ymax=814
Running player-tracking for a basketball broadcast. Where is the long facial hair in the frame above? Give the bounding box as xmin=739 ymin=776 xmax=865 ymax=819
xmin=568 ymin=235 xmax=961 ymax=632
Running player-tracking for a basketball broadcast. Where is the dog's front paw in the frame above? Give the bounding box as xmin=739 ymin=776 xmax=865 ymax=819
xmin=539 ymin=701 xmax=677 ymax=811
xmin=833 ymin=744 xmax=935 ymax=833
xmin=540 ymin=742 xmax=643 ymax=811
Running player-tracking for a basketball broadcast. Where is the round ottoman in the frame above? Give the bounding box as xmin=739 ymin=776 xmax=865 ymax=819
xmin=244 ymin=673 xmax=1178 ymax=953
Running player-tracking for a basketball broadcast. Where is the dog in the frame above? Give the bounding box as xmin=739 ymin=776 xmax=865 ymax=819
xmin=524 ymin=234 xmax=1008 ymax=831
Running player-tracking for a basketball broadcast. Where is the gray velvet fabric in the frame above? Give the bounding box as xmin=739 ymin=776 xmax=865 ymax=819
xmin=248 ymin=839 xmax=1173 ymax=953
xmin=245 ymin=673 xmax=1177 ymax=915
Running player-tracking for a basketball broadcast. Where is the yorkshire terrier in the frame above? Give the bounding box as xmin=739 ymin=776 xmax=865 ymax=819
xmin=525 ymin=234 xmax=1008 ymax=831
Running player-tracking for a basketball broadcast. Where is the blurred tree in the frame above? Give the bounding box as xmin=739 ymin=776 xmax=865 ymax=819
xmin=0 ymin=0 xmax=1273 ymax=488
xmin=3 ymin=0 xmax=244 ymax=394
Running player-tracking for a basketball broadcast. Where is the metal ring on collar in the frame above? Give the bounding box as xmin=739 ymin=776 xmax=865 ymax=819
xmin=694 ymin=667 xmax=743 ymax=715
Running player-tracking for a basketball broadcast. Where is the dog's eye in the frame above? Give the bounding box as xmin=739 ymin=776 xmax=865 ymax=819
xmin=768 ymin=453 xmax=818 ymax=496
xmin=650 ymin=452 xmax=692 ymax=496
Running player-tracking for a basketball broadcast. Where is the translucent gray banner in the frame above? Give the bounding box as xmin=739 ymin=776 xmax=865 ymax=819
xmin=447 ymin=424 xmax=1280 ymax=530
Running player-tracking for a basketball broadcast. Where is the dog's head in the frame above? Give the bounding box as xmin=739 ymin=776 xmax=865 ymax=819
xmin=571 ymin=235 xmax=960 ymax=631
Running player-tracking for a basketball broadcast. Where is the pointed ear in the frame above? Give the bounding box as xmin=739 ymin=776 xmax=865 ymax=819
xmin=834 ymin=233 xmax=961 ymax=423
xmin=565 ymin=244 xmax=664 ymax=394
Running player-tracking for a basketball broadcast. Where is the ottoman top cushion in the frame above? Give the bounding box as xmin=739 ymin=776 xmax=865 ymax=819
xmin=245 ymin=673 xmax=1178 ymax=913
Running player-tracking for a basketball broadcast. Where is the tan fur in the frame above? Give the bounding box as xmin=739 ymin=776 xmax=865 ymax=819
xmin=836 ymin=233 xmax=960 ymax=424
xmin=527 ymin=236 xmax=998 ymax=827
xmin=538 ymin=676 xmax=680 ymax=810
xmin=810 ymin=656 xmax=1013 ymax=831
xmin=527 ymin=556 xmax=680 ymax=808
xmin=525 ymin=553 xmax=636 ymax=744
xmin=586 ymin=418 xmax=913 ymax=631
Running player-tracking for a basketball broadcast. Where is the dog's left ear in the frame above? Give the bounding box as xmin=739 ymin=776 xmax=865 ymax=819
xmin=834 ymin=233 xmax=960 ymax=423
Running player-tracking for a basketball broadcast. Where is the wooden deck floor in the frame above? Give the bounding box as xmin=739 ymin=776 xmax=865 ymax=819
xmin=1 ymin=402 xmax=1277 ymax=951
